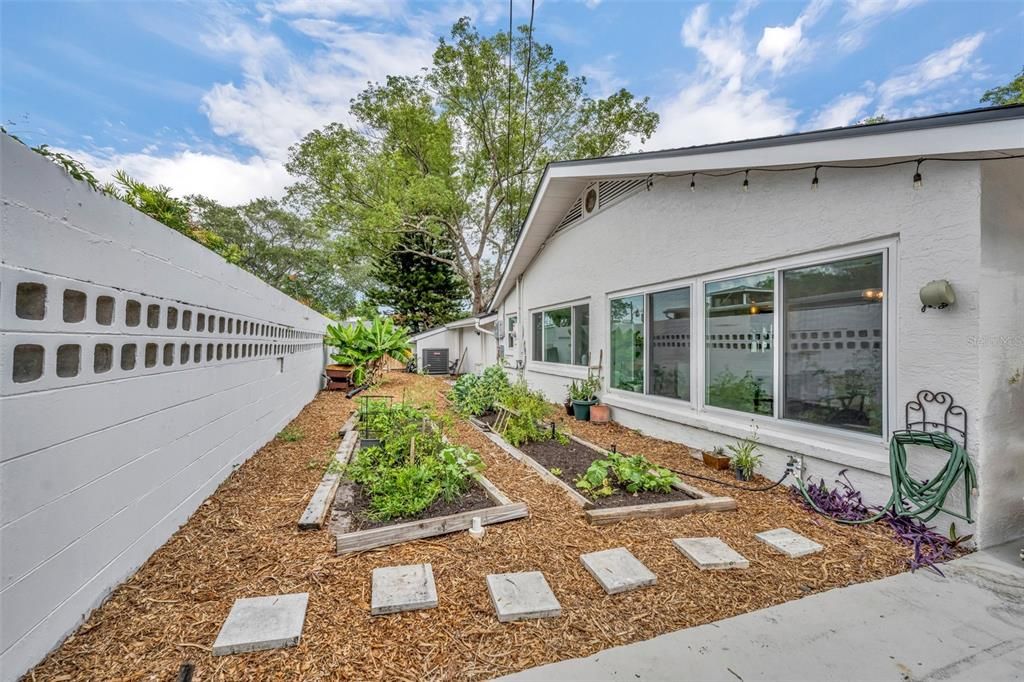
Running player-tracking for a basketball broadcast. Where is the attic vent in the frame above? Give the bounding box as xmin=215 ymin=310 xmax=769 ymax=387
xmin=556 ymin=195 xmax=584 ymax=229
xmin=598 ymin=178 xmax=646 ymax=208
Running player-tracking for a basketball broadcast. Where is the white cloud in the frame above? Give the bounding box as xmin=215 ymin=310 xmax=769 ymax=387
xmin=580 ymin=56 xmax=626 ymax=97
xmin=755 ymin=0 xmax=829 ymax=73
xmin=70 ymin=148 xmax=292 ymax=205
xmin=270 ymin=0 xmax=408 ymax=20
xmin=681 ymin=3 xmax=750 ymax=92
xmin=839 ymin=0 xmax=927 ymax=51
xmin=807 ymin=91 xmax=874 ymax=128
xmin=876 ymin=32 xmax=985 ymax=111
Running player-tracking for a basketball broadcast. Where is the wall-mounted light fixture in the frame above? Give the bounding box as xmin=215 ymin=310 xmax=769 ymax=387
xmin=920 ymin=279 xmax=956 ymax=312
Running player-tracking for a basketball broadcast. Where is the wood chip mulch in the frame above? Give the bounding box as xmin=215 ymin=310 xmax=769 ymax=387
xmin=28 ymin=372 xmax=912 ymax=681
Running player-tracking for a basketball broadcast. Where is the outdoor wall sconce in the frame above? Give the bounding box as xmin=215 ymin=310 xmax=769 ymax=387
xmin=920 ymin=279 xmax=956 ymax=312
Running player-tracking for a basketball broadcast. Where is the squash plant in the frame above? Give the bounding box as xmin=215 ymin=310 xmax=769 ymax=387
xmin=575 ymin=451 xmax=677 ymax=498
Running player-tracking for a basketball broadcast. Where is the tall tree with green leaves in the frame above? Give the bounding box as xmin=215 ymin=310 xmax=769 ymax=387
xmin=365 ymin=233 xmax=469 ymax=333
xmin=190 ymin=196 xmax=363 ymax=316
xmin=287 ymin=17 xmax=659 ymax=313
xmin=980 ymin=66 xmax=1024 ymax=106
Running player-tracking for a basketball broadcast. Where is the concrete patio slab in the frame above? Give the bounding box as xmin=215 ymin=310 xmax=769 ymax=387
xmin=494 ymin=539 xmax=1024 ymax=682
xmin=755 ymin=527 xmax=823 ymax=557
xmin=371 ymin=564 xmax=438 ymax=615
xmin=580 ymin=548 xmax=657 ymax=594
xmin=212 ymin=592 xmax=308 ymax=656
xmin=486 ymin=571 xmax=561 ymax=622
xmin=673 ymin=537 xmax=749 ymax=569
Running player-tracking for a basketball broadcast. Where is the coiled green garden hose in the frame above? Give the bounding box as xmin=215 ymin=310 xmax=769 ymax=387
xmin=796 ymin=430 xmax=978 ymax=525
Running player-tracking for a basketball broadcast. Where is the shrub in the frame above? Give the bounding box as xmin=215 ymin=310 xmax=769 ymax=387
xmin=575 ymin=451 xmax=676 ymax=498
xmin=497 ymin=380 xmax=554 ymax=446
xmin=449 ymin=364 xmax=510 ymax=416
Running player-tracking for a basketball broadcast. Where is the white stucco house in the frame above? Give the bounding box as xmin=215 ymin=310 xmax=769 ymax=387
xmin=447 ymin=105 xmax=1024 ymax=549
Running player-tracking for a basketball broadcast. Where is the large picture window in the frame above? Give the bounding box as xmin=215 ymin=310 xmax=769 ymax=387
xmin=648 ymin=287 xmax=691 ymax=400
xmin=610 ymin=295 xmax=644 ymax=392
xmin=783 ymin=254 xmax=884 ymax=434
xmin=531 ymin=303 xmax=589 ymax=365
xmin=705 ymin=273 xmax=775 ymax=415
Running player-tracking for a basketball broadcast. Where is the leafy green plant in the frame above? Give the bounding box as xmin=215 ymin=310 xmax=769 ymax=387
xmin=497 ymin=380 xmax=553 ymax=446
xmin=449 ymin=365 xmax=510 ymax=416
xmin=345 ymin=402 xmax=485 ymax=521
xmin=575 ymin=451 xmax=676 ymax=498
xmin=549 ymin=467 xmax=563 ymax=477
xmin=707 ymin=369 xmax=770 ymax=414
xmin=278 ymin=426 xmax=304 ymax=442
xmin=568 ymin=376 xmax=601 ymax=402
xmin=728 ymin=428 xmax=763 ymax=479
xmin=324 ymin=316 xmax=412 ymax=386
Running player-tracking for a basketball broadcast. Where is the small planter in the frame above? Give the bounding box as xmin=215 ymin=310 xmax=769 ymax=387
xmin=564 ymin=400 xmax=574 ymax=417
xmin=702 ymin=451 xmax=731 ymax=471
xmin=571 ymin=398 xmax=598 ymax=421
xmin=325 ymin=364 xmax=355 ymax=391
xmin=734 ymin=468 xmax=752 ymax=482
xmin=590 ymin=404 xmax=610 ymax=424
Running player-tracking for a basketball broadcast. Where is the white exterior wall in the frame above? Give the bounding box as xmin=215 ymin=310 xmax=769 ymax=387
xmin=978 ymin=158 xmax=1024 ymax=548
xmin=504 ymin=162 xmax=990 ymax=538
xmin=0 ymin=136 xmax=330 ymax=679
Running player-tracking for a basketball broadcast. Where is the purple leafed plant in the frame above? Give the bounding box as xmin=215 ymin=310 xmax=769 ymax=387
xmin=792 ymin=471 xmax=970 ymax=575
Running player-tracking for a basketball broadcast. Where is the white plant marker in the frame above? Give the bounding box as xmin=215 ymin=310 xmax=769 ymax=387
xmin=468 ymin=515 xmax=486 ymax=540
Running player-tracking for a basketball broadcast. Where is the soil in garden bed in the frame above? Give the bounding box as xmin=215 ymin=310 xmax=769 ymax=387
xmin=518 ymin=438 xmax=697 ymax=508
xmin=333 ymin=475 xmax=495 ymax=531
xmin=476 ymin=411 xmax=499 ymax=427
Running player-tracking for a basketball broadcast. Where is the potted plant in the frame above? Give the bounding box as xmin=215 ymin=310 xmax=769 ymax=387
xmin=324 ymin=322 xmax=362 ymax=388
xmin=323 ymin=317 xmax=412 ymax=389
xmin=728 ymin=429 xmax=763 ymax=481
xmin=569 ymin=376 xmax=601 ymax=421
xmin=702 ymin=446 xmax=731 ymax=471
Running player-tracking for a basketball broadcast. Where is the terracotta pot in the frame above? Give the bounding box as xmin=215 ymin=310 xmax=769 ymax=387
xmin=590 ymin=404 xmax=611 ymax=424
xmin=325 ymin=364 xmax=354 ymax=380
xmin=702 ymin=451 xmax=731 ymax=470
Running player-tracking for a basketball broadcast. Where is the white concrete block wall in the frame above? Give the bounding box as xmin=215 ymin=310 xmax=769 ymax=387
xmin=978 ymin=158 xmax=1024 ymax=548
xmin=0 ymin=135 xmax=331 ymax=680
xmin=503 ymin=161 xmax=990 ymax=539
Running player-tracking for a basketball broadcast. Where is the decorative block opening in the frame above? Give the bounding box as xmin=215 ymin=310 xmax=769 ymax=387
xmin=163 ymin=343 xmax=174 ymax=366
xmin=167 ymin=307 xmax=178 ymax=329
xmin=145 ymin=343 xmax=158 ymax=368
xmin=57 ymin=344 xmax=81 ymax=377
xmin=94 ymin=343 xmax=113 ymax=374
xmin=63 ymin=289 xmax=87 ymax=323
xmin=182 ymin=310 xmax=192 ymax=331
xmin=226 ymin=345 xmax=233 ymax=359
xmin=121 ymin=344 xmax=137 ymax=370
xmin=216 ymin=344 xmax=223 ymax=360
xmin=147 ymin=304 xmax=160 ymax=329
xmin=193 ymin=344 xmax=202 ymax=363
xmin=180 ymin=343 xmax=190 ymax=364
xmin=197 ymin=313 xmax=206 ymax=332
xmin=13 ymin=344 xmax=45 ymax=383
xmin=126 ymin=300 xmax=141 ymax=327
xmin=219 ymin=317 xmax=225 ymax=333
xmin=15 ymin=282 xmax=47 ymax=320
xmin=206 ymin=343 xmax=214 ymax=361
xmin=96 ymin=296 xmax=115 ymax=325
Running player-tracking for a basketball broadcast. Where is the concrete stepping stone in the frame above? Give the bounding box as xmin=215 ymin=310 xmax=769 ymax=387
xmin=486 ymin=571 xmax=561 ymax=622
xmin=371 ymin=563 xmax=438 ymax=615
xmin=673 ymin=537 xmax=749 ymax=570
xmin=580 ymin=548 xmax=657 ymax=594
xmin=212 ymin=592 xmax=308 ymax=656
xmin=756 ymin=527 xmax=824 ymax=558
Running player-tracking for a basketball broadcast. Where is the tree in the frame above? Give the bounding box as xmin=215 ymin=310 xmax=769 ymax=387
xmin=287 ymin=17 xmax=659 ymax=313
xmin=858 ymin=115 xmax=888 ymax=125
xmin=190 ymin=196 xmax=363 ymax=316
xmin=365 ymin=232 xmax=469 ymax=333
xmin=980 ymin=66 xmax=1024 ymax=106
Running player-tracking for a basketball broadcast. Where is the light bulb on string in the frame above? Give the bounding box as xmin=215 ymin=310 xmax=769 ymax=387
xmin=811 ymin=166 xmax=820 ymax=191
xmin=742 ymin=170 xmax=749 ymax=192
xmin=913 ymin=159 xmax=923 ymax=189
xmin=690 ymin=173 xmax=696 ymax=192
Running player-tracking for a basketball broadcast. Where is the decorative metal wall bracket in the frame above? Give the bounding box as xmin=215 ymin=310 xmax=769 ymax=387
xmin=899 ymin=390 xmax=967 ymax=450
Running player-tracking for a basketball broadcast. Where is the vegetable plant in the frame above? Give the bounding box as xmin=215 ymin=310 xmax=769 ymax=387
xmin=449 ymin=365 xmax=510 ymax=416
xmin=496 ymin=380 xmax=553 ymax=446
xmin=575 ymin=451 xmax=677 ymax=498
xmin=568 ymin=376 xmax=601 ymax=402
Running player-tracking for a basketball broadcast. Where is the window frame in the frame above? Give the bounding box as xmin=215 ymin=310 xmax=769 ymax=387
xmin=604 ymin=239 xmax=896 ymax=446
xmin=529 ymin=299 xmax=590 ymax=368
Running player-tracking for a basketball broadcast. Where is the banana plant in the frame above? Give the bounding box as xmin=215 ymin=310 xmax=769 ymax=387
xmin=324 ymin=317 xmax=412 ymax=386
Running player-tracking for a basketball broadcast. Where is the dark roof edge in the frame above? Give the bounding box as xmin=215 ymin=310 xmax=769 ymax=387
xmin=552 ymin=104 xmax=1024 ymax=169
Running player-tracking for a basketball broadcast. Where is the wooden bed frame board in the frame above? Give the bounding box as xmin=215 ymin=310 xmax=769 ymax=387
xmin=298 ymin=426 xmax=360 ymax=530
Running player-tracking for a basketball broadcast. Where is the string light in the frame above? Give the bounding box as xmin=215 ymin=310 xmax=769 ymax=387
xmin=811 ymin=165 xmax=820 ymax=191
xmin=690 ymin=173 xmax=696 ymax=192
xmin=742 ymin=170 xmax=749 ymax=192
xmin=913 ymin=159 xmax=923 ymax=189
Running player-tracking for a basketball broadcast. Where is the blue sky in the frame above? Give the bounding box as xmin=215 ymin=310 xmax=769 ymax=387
xmin=3 ymin=0 xmax=1021 ymax=204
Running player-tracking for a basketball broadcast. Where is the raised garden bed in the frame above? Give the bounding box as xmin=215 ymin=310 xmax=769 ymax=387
xmin=466 ymin=413 xmax=736 ymax=524
xmin=328 ymin=402 xmax=527 ymax=554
